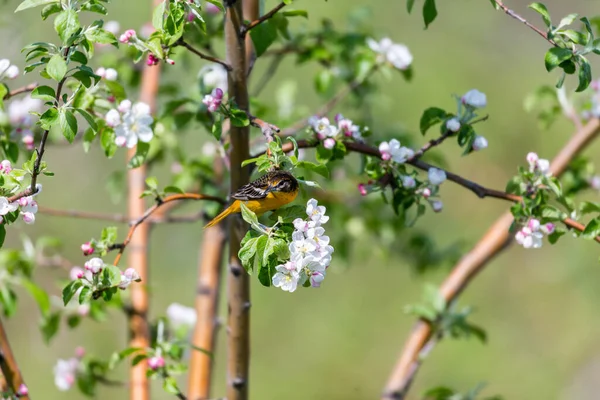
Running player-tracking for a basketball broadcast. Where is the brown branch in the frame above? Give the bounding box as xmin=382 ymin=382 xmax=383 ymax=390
xmin=127 ymin=20 xmax=162 ymax=399
xmin=37 ymin=206 xmax=215 ymax=224
xmin=178 ymin=39 xmax=232 ymax=71
xmin=3 ymin=82 xmax=38 ymax=100
xmin=493 ymin=0 xmax=559 ymax=47
xmin=0 ymin=317 xmax=28 ymax=399
xmin=249 ymin=114 xmax=280 ymax=144
xmin=382 ymin=117 xmax=600 ymax=399
xmin=224 ymin=0 xmax=255 ymax=398
xmin=187 ymin=224 xmax=226 ymax=399
xmin=280 ymin=65 xmax=378 ymax=137
xmin=240 ymin=2 xmax=286 ymax=36
xmin=113 ymin=193 xmax=225 ymax=266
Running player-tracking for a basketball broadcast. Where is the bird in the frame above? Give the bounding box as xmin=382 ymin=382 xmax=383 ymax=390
xmin=204 ymin=169 xmax=299 ymax=228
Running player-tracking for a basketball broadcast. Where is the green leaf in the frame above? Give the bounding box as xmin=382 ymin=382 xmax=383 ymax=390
xmin=163 ymin=377 xmax=180 ymax=395
xmin=2 ymin=142 xmax=18 ymax=164
xmin=314 ymin=69 xmax=332 ymax=94
xmin=104 ymin=265 xmax=122 ymax=285
xmin=128 ymin=142 xmax=150 ymax=169
xmin=164 ymin=185 xmax=184 ymax=194
xmin=153 ymin=1 xmax=166 ymax=29
xmin=0 ymin=225 xmax=6 ymax=248
xmin=54 ymin=9 xmax=80 ymax=42
xmin=47 ymin=53 xmax=67 ymax=81
xmin=31 ymin=85 xmax=56 ymax=102
xmin=580 ymin=201 xmax=600 ymax=215
xmin=240 ymin=201 xmax=259 ymax=227
xmin=62 ymin=280 xmax=83 ymax=305
xmin=296 ymin=160 xmax=329 ymax=178
xmin=230 ymin=108 xmax=250 ymax=127
xmin=104 ymin=80 xmax=126 ymax=102
xmin=254 ymin=235 xmax=268 ymax=272
xmin=40 ymin=312 xmax=60 ymax=342
xmin=205 ymin=0 xmax=224 ymax=11
xmin=100 ymin=128 xmax=117 ymax=158
xmin=84 ymin=27 xmax=117 ymax=45
xmin=575 ymin=56 xmax=592 ymax=92
xmin=101 ymin=226 xmax=117 ymax=242
xmin=22 ymin=279 xmax=50 ymax=316
xmin=59 ymin=109 xmax=78 ymax=143
xmin=282 ymin=10 xmax=308 ymax=18
xmin=422 ymin=0 xmax=438 ymax=28
xmin=583 ymin=218 xmax=600 ymax=239
xmin=145 ymin=176 xmax=158 ymax=190
xmin=544 ymin=47 xmax=573 ymax=72
xmin=528 ymin=2 xmax=552 ymax=27
xmin=239 ymin=237 xmax=259 ymax=272
xmin=407 ymin=0 xmax=415 ymax=13
xmin=557 ymin=13 xmax=578 ymax=29
xmin=250 ymin=20 xmax=278 ymax=57
xmin=559 ymin=29 xmax=587 ymax=45
xmin=420 ymin=107 xmax=447 ymax=135
xmin=212 ymin=115 xmax=223 ymax=141
xmin=75 ymin=108 xmax=98 ymax=131
xmin=15 ymin=0 xmax=57 ymax=12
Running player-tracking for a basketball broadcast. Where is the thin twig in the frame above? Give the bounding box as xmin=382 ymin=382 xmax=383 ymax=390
xmin=280 ymin=65 xmax=379 ymax=137
xmin=381 ymin=117 xmax=600 ymax=399
xmin=112 ymin=193 xmax=225 ymax=266
xmin=178 ymin=39 xmax=232 ymax=71
xmin=3 ymin=82 xmax=38 ymax=100
xmin=493 ymin=0 xmax=559 ymax=47
xmin=240 ymin=2 xmax=286 ymax=36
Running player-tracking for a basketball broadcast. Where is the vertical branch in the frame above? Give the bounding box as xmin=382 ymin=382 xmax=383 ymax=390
xmin=187 ymin=224 xmax=226 ymax=399
xmin=225 ymin=0 xmax=257 ymax=399
xmin=0 ymin=318 xmax=27 ymax=399
xmin=127 ymin=2 xmax=162 ymax=399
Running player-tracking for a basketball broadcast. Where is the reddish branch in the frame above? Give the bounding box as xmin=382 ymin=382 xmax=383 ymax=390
xmin=187 ymin=224 xmax=226 ymax=399
xmin=493 ymin=0 xmax=559 ymax=47
xmin=382 ymin=117 xmax=600 ymax=399
xmin=177 ymin=39 xmax=232 ymax=71
xmin=112 ymin=193 xmax=225 ymax=266
xmin=3 ymin=82 xmax=38 ymax=100
xmin=0 ymin=318 xmax=27 ymax=399
xmin=240 ymin=2 xmax=286 ymax=35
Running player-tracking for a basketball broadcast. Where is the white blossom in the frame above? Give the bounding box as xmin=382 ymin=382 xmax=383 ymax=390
xmin=515 ymin=218 xmax=554 ymax=249
xmin=104 ymin=20 xmax=121 ymax=35
xmin=431 ymin=200 xmax=443 ymax=212
xmin=114 ymin=101 xmax=154 ymax=148
xmin=367 ymin=38 xmax=413 ymax=70
xmin=118 ymin=268 xmax=141 ymax=289
xmin=306 ymin=199 xmax=329 ymax=224
xmin=199 ymin=64 xmax=228 ymax=91
xmin=401 ymin=175 xmax=416 ymax=189
xmin=472 ymin=135 xmax=488 ymax=151
xmin=0 ymin=197 xmax=18 ymax=215
xmin=105 ymin=109 xmax=121 ymax=127
xmin=0 ymin=59 xmax=18 ymax=80
xmin=461 ymin=89 xmax=487 ymax=108
xmin=428 ymin=168 xmax=447 ymax=186
xmin=54 ymin=358 xmax=79 ymax=391
xmin=272 ymin=261 xmax=300 ymax=292
xmin=166 ymin=303 xmax=197 ymax=329
xmin=379 ymin=139 xmax=414 ymax=163
xmin=446 ymin=118 xmax=461 ymax=132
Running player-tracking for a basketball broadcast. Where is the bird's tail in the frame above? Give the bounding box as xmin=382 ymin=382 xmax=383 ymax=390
xmin=204 ymin=202 xmax=239 ymax=228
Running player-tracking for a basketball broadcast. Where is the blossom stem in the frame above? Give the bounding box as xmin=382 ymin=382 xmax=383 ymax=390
xmin=382 ymin=117 xmax=600 ymax=399
xmin=2 ymin=82 xmax=38 ymax=100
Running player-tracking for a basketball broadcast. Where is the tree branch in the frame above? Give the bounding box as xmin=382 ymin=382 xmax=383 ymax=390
xmin=177 ymin=39 xmax=232 ymax=71
xmin=381 ymin=117 xmax=600 ymax=399
xmin=3 ymin=82 xmax=38 ymax=100
xmin=37 ymin=206 xmax=218 ymax=224
xmin=0 ymin=317 xmax=27 ymax=399
xmin=112 ymin=193 xmax=225 ymax=266
xmin=493 ymin=0 xmax=559 ymax=47
xmin=240 ymin=2 xmax=286 ymax=36
xmin=187 ymin=224 xmax=226 ymax=399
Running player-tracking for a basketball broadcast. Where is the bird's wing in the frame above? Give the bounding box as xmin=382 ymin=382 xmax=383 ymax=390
xmin=231 ymin=175 xmax=270 ymax=201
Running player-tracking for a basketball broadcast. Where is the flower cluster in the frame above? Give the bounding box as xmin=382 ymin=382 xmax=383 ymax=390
xmin=105 ymin=100 xmax=154 ymax=148
xmin=526 ymin=152 xmax=550 ymax=176
xmin=0 ymin=179 xmax=41 ymax=225
xmin=202 ymin=88 xmax=224 ymax=113
xmin=118 ymin=29 xmax=137 ymax=44
xmin=309 ymin=115 xmax=366 ymax=148
xmin=71 ymin=258 xmax=141 ymax=290
xmin=5 ymin=96 xmax=42 ymax=149
xmin=379 ymin=139 xmax=414 ymax=163
xmin=0 ymin=59 xmax=19 ymax=80
xmin=95 ymin=67 xmax=118 ymax=81
xmin=272 ymin=199 xmax=334 ymax=292
xmin=515 ymin=218 xmax=555 ymax=249
xmin=54 ymin=348 xmax=84 ymax=391
xmin=367 ymin=37 xmax=413 ymax=70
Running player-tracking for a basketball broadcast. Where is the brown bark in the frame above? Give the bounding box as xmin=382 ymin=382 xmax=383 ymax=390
xmin=0 ymin=318 xmax=27 ymax=399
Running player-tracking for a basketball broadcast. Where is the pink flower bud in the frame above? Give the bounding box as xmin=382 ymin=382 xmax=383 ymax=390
xmin=357 ymin=183 xmax=367 ymax=196
xmin=205 ymin=3 xmax=220 ymax=14
xmin=115 ymin=136 xmax=127 ymax=147
xmin=78 ymin=304 xmax=90 ymax=317
xmin=166 ymin=58 xmax=175 ymax=65
xmin=18 ymin=197 xmax=28 ymax=207
xmin=187 ymin=12 xmax=195 ymax=22
xmin=146 ymin=53 xmax=159 ymax=66
xmin=22 ymin=134 xmax=34 ymax=150
xmin=589 ymin=176 xmax=600 ymax=190
xmin=75 ymin=346 xmax=85 ymax=358
xmin=119 ymin=29 xmax=136 ymax=44
xmin=0 ymin=160 xmax=12 ymax=174
xmin=107 ymin=95 xmax=116 ymax=103
xmin=147 ymin=356 xmax=165 ymax=370
xmin=541 ymin=223 xmax=555 ymax=235
xmin=431 ymin=200 xmax=443 ymax=212
xmin=310 ymin=271 xmax=325 ymax=288
xmin=84 ymin=258 xmax=104 ymax=274
xmin=213 ymin=88 xmax=224 ymax=100
xmin=421 ymin=188 xmax=431 ymax=198
xmin=81 ymin=242 xmax=94 ymax=256
xmin=323 ymin=138 xmax=336 ymax=150
xmin=334 ymin=113 xmax=344 ymax=123
xmin=17 ymin=383 xmax=28 ymax=396
xmin=526 ymin=152 xmax=539 ymax=166
xmin=401 ymin=175 xmax=416 ymax=189
xmin=70 ymin=267 xmax=85 ymax=280
xmin=22 ymin=212 xmax=35 ymax=224
xmin=117 ymin=99 xmax=132 ymax=113
xmin=527 ymin=218 xmax=540 ymax=231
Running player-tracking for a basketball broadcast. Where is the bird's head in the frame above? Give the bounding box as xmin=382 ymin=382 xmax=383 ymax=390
xmin=266 ymin=170 xmax=298 ymax=193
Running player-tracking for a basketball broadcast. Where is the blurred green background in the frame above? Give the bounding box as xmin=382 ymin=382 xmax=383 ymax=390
xmin=3 ymin=0 xmax=600 ymax=399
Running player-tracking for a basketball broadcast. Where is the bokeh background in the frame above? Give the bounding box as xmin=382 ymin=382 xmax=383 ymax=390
xmin=2 ymin=0 xmax=600 ymax=399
